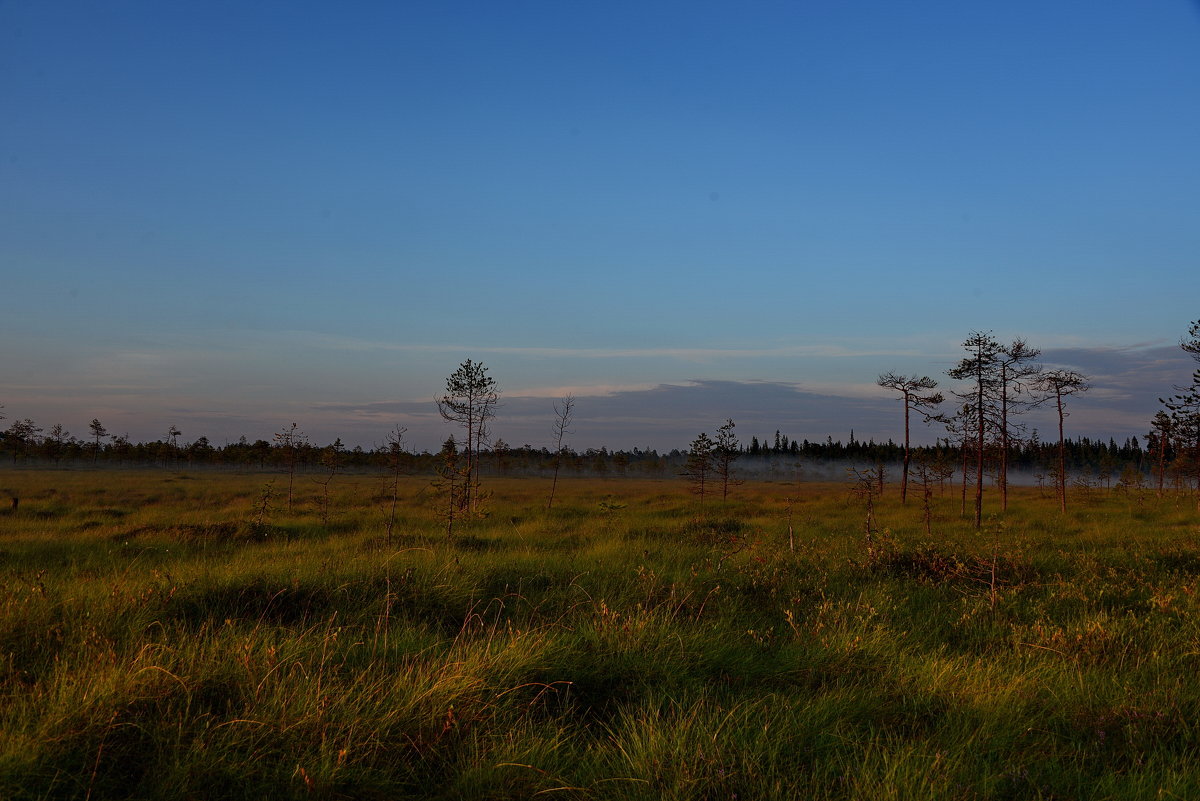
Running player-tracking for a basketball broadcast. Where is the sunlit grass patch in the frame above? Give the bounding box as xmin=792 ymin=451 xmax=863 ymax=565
xmin=2 ymin=469 xmax=1200 ymax=798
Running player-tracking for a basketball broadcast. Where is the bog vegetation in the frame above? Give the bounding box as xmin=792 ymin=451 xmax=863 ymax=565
xmin=2 ymin=468 xmax=1199 ymax=800
xmin=2 ymin=323 xmax=1198 ymax=797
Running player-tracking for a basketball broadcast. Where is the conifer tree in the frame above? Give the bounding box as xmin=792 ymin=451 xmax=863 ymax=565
xmin=88 ymin=418 xmax=108 ymax=464
xmin=432 ymin=436 xmax=464 ymax=538
xmin=947 ymin=332 xmax=1002 ymax=528
xmin=1037 ymin=369 xmax=1089 ymax=513
xmin=994 ymin=339 xmax=1043 ymax=511
xmin=713 ymin=418 xmax=742 ymax=502
xmin=437 ymin=359 xmax=498 ymax=514
xmin=876 ymin=372 xmax=943 ymax=504
xmin=1159 ymin=319 xmax=1200 ymax=508
xmin=1147 ymin=411 xmax=1172 ymax=496
xmin=683 ymin=432 xmax=716 ymax=514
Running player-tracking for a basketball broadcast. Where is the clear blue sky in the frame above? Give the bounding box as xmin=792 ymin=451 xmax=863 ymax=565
xmin=3 ymin=1 xmax=1199 ymax=451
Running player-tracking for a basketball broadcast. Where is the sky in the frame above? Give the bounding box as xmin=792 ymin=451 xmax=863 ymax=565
xmin=2 ymin=1 xmax=1199 ymax=453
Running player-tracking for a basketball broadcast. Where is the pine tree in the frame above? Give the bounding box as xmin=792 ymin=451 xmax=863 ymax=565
xmin=683 ymin=432 xmax=716 ymax=514
xmin=994 ymin=339 xmax=1042 ymax=510
xmin=1037 ymin=369 xmax=1089 ymax=513
xmin=88 ymin=418 xmax=108 ymax=464
xmin=876 ymin=372 xmax=943 ymax=504
xmin=713 ymin=419 xmax=742 ymax=502
xmin=432 ymin=437 xmax=464 ymax=538
xmin=437 ymin=359 xmax=499 ymax=514
xmin=947 ymin=332 xmax=1002 ymax=528
xmin=1160 ymin=319 xmax=1200 ymax=508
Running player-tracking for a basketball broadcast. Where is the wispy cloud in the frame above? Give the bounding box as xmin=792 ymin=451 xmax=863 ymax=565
xmin=1041 ymin=345 xmax=1192 ymax=399
xmin=478 ymin=383 xmax=661 ymax=399
xmin=244 ymin=329 xmax=949 ymax=362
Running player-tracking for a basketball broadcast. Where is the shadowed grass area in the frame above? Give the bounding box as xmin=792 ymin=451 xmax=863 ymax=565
xmin=1 ymin=468 xmax=1199 ymax=798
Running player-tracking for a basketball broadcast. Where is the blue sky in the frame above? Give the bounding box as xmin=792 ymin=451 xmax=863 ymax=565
xmin=2 ymin=1 xmax=1198 ymax=451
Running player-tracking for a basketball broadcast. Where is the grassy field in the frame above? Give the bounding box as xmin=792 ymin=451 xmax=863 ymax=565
xmin=1 ymin=468 xmax=1199 ymax=800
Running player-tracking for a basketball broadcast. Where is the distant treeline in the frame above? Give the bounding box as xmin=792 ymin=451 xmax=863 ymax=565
xmin=0 ymin=423 xmax=1175 ymax=486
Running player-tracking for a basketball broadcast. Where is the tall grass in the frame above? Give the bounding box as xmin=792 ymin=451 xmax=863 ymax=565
xmin=1 ymin=469 xmax=1198 ymax=798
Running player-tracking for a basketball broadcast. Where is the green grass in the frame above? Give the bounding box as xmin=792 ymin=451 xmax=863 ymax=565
xmin=1 ymin=468 xmax=1199 ymax=799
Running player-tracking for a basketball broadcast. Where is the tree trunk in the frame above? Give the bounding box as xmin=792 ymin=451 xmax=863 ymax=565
xmin=1000 ymin=372 xmax=1009 ymax=512
xmin=961 ymin=440 xmax=969 ymax=517
xmin=1056 ymin=389 xmax=1067 ymax=514
xmin=975 ymin=374 xmax=985 ymax=529
xmin=901 ymin=394 xmax=911 ymax=504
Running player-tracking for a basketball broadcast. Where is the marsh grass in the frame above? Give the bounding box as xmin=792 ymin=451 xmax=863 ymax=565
xmin=1 ymin=469 xmax=1199 ymax=798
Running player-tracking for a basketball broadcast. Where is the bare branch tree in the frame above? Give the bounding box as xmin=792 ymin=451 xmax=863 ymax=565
xmin=937 ymin=404 xmax=974 ymax=518
xmin=547 ymin=394 xmax=574 ymax=511
xmin=316 ymin=437 xmax=342 ymax=527
xmin=847 ymin=466 xmax=882 ymax=559
xmin=274 ymin=423 xmax=306 ymax=513
xmin=383 ymin=425 xmax=407 ymax=545
xmin=910 ymin=454 xmax=939 ymax=536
